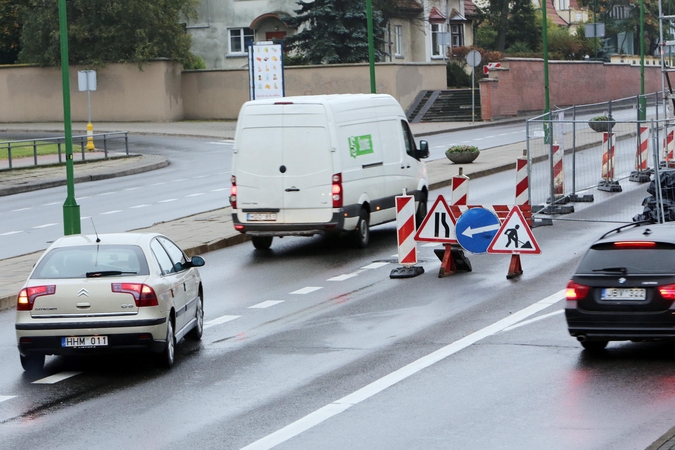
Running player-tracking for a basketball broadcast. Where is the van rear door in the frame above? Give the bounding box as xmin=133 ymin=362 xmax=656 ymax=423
xmin=236 ymin=103 xmax=334 ymax=224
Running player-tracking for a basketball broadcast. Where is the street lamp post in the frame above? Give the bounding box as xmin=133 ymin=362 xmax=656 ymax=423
xmin=58 ymin=0 xmax=81 ymax=235
xmin=366 ymin=0 xmax=376 ymax=93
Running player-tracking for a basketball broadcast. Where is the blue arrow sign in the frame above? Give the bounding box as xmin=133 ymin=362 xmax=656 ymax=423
xmin=455 ymin=208 xmax=500 ymax=254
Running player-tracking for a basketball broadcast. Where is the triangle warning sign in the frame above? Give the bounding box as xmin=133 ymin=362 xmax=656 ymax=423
xmin=487 ymin=206 xmax=541 ymax=254
xmin=414 ymin=195 xmax=458 ymax=243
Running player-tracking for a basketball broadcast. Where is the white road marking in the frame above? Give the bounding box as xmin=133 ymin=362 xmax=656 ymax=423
xmin=100 ymin=210 xmax=122 ymax=215
xmin=290 ymin=287 xmax=323 ymax=295
xmin=249 ymin=300 xmax=284 ymax=309
xmin=32 ymin=223 xmax=57 ymax=229
xmin=80 ymin=216 xmax=91 ymax=220
xmin=0 ymin=396 xmax=15 ymax=403
xmin=362 ymin=262 xmax=389 ymax=270
xmin=98 ymin=191 xmax=117 ymax=196
xmin=239 ymin=289 xmax=565 ymax=450
xmin=124 ymin=187 xmax=140 ymax=191
xmin=77 ymin=196 xmax=90 ymax=200
xmin=33 ymin=371 xmax=83 ymax=385
xmin=174 ymin=179 xmax=187 ymax=182
xmin=194 ymin=175 xmax=208 ymax=179
xmin=204 ymin=315 xmax=241 ymax=329
xmin=130 ymin=204 xmax=151 ymax=209
xmin=42 ymin=201 xmax=60 ymax=206
xmin=501 ymin=310 xmax=564 ymax=333
xmin=211 ymin=188 xmax=228 ymax=192
xmin=327 ymin=273 xmax=358 ymax=281
xmin=159 ymin=198 xmax=178 ymax=203
xmin=11 ymin=207 xmax=32 ymax=212
xmin=0 ymin=231 xmax=22 ymax=236
xmin=186 ymin=193 xmax=205 ymax=197
xmin=151 ymin=182 xmax=166 ymax=186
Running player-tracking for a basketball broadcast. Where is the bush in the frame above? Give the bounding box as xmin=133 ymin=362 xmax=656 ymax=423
xmin=446 ymin=145 xmax=479 ymax=154
xmin=446 ymin=61 xmax=471 ymax=88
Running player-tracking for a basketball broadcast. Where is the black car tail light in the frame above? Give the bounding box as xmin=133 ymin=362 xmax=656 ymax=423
xmin=566 ymin=281 xmax=589 ymax=300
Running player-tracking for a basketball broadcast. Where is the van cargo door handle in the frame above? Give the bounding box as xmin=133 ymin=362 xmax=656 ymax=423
xmin=285 ymin=187 xmax=300 ymax=192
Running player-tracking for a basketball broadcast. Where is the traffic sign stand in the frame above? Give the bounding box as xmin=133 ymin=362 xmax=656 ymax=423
xmin=435 ymin=244 xmax=472 ymax=277
xmin=507 ymin=254 xmax=523 ymax=279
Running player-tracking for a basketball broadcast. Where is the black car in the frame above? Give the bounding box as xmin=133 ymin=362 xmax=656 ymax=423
xmin=565 ymin=222 xmax=675 ymax=351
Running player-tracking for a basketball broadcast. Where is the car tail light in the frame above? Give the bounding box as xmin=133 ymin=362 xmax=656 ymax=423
xmin=659 ymin=284 xmax=675 ymax=300
xmin=614 ymin=241 xmax=656 ymax=248
xmin=332 ymin=173 xmax=343 ymax=208
xmin=112 ymin=283 xmax=159 ymax=307
xmin=566 ymin=281 xmax=590 ymax=300
xmin=229 ymin=175 xmax=237 ymax=209
xmin=17 ymin=285 xmax=56 ymax=311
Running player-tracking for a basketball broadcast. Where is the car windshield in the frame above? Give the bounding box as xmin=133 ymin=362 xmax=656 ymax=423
xmin=31 ymin=245 xmax=150 ymax=279
xmin=577 ymin=243 xmax=675 ymax=275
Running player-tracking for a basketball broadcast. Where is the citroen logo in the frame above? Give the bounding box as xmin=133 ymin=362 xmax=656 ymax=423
xmin=77 ymin=288 xmax=90 ymax=297
xmin=618 ymin=277 xmax=626 ymax=284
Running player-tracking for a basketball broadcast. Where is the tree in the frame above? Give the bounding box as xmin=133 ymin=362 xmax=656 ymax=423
xmin=0 ymin=0 xmax=21 ymax=64
xmin=476 ymin=0 xmax=540 ymax=53
xmin=17 ymin=0 xmax=200 ymax=67
xmin=282 ymin=0 xmax=388 ymax=64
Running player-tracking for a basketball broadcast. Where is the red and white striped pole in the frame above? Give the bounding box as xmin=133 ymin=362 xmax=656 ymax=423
xmin=450 ymin=167 xmax=469 ymax=206
xmin=636 ymin=126 xmax=649 ymax=171
xmin=395 ymin=195 xmax=417 ymax=266
xmin=515 ymin=150 xmax=529 ymax=207
xmin=664 ymin=130 xmax=674 ymax=166
xmin=601 ymin=132 xmax=615 ymax=181
xmin=552 ymin=143 xmax=564 ymax=199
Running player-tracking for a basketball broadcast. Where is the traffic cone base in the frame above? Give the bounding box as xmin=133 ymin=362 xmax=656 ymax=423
xmin=438 ymin=244 xmax=457 ymax=278
xmin=507 ymin=254 xmax=523 ymax=279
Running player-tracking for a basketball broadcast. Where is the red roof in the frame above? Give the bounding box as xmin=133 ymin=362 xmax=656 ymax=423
xmin=464 ymin=0 xmax=478 ymax=17
xmin=546 ymin=0 xmax=569 ymax=25
xmin=428 ymin=6 xmax=447 ymax=24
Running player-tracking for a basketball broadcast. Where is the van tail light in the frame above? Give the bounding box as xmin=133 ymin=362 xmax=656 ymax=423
xmin=566 ymin=281 xmax=590 ymax=300
xmin=112 ymin=283 xmax=159 ymax=307
xmin=659 ymin=284 xmax=675 ymax=300
xmin=332 ymin=173 xmax=343 ymax=208
xmin=229 ymin=175 xmax=237 ymax=209
xmin=17 ymin=285 xmax=56 ymax=311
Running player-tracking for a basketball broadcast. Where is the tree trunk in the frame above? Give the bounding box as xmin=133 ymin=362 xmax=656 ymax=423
xmin=496 ymin=0 xmax=509 ymax=52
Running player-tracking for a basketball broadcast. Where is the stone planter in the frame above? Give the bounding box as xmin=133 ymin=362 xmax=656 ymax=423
xmin=588 ymin=118 xmax=615 ymax=133
xmin=446 ymin=150 xmax=480 ymax=164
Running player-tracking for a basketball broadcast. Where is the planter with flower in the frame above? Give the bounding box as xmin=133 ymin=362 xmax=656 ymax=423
xmin=588 ymin=115 xmax=615 ymax=133
xmin=445 ymin=145 xmax=480 ymax=163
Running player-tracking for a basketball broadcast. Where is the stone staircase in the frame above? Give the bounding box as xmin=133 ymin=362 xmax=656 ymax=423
xmin=407 ymin=89 xmax=481 ymax=123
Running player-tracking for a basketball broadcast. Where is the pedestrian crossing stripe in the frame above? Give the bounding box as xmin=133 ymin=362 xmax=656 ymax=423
xmin=487 ymin=206 xmax=541 ymax=254
xmin=414 ymin=195 xmax=458 ymax=243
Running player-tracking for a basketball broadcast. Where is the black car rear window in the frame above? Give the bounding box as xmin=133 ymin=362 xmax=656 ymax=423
xmin=31 ymin=245 xmax=150 ymax=279
xmin=576 ymin=242 xmax=675 ymax=275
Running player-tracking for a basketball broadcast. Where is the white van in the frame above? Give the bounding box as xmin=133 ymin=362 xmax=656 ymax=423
xmin=229 ymin=94 xmax=429 ymax=250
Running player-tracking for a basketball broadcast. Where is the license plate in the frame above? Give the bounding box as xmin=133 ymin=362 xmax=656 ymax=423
xmin=247 ymin=213 xmax=277 ymax=221
xmin=601 ymin=288 xmax=646 ymax=300
xmin=62 ymin=335 xmax=108 ymax=348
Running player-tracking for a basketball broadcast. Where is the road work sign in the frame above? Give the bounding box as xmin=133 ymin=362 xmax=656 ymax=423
xmin=414 ymin=195 xmax=457 ymax=243
xmin=487 ymin=207 xmax=541 ymax=254
xmin=455 ymin=207 xmax=500 ymax=254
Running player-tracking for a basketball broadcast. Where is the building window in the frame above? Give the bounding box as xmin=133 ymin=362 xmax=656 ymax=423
xmin=229 ymin=28 xmax=254 ymax=54
xmin=451 ymin=24 xmax=463 ymax=47
xmin=558 ymin=0 xmax=569 ymax=10
xmin=431 ymin=23 xmax=445 ymax=57
xmin=394 ymin=25 xmax=403 ymax=57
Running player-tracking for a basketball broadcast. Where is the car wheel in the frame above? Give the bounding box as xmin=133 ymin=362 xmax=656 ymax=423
xmin=158 ymin=318 xmax=175 ymax=369
xmin=20 ymin=353 xmax=45 ymax=372
xmin=252 ymin=236 xmax=273 ymax=250
xmin=415 ymin=192 xmax=428 ymax=229
xmin=186 ymin=293 xmax=204 ymax=341
xmin=352 ymin=209 xmax=370 ymax=248
xmin=580 ymin=340 xmax=608 ymax=351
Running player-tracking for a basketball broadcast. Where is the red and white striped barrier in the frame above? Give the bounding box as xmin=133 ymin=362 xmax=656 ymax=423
xmin=515 ymin=154 xmax=529 ymax=207
xmin=664 ymin=130 xmax=674 ymax=165
xmin=636 ymin=126 xmax=649 ymax=171
xmin=449 ymin=204 xmax=533 ymax=226
xmin=450 ymin=169 xmax=469 ymax=206
xmin=395 ymin=195 xmax=417 ymax=265
xmin=552 ymin=143 xmax=564 ymax=198
xmin=601 ymin=132 xmax=615 ymax=180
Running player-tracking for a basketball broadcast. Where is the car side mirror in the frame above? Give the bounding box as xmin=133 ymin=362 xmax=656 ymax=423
xmin=189 ymin=255 xmax=205 ymax=267
xmin=417 ymin=140 xmax=429 ymax=159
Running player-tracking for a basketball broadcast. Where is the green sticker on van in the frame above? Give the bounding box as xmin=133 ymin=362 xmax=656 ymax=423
xmin=348 ymin=135 xmax=374 ymax=158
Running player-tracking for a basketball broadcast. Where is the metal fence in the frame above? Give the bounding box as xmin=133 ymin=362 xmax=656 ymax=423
xmin=0 ymin=131 xmax=129 ymax=170
xmin=526 ymin=93 xmax=675 ymax=225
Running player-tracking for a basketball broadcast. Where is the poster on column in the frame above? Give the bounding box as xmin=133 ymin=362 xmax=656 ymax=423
xmin=248 ymin=42 xmax=285 ymax=100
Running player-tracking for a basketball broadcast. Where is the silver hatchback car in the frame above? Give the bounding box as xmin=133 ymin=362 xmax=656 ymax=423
xmin=15 ymin=233 xmax=205 ymax=371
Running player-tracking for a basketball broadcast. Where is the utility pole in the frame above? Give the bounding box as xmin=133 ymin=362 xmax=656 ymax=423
xmin=366 ymin=0 xmax=376 ymax=93
xmin=58 ymin=0 xmax=81 ymax=235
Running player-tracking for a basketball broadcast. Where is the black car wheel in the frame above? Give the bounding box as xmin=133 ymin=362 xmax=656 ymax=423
xmin=352 ymin=209 xmax=370 ymax=248
xmin=580 ymin=340 xmax=608 ymax=351
xmin=186 ymin=293 xmax=203 ymax=341
xmin=252 ymin=236 xmax=273 ymax=250
xmin=20 ymin=353 xmax=45 ymax=372
xmin=159 ymin=318 xmax=175 ymax=369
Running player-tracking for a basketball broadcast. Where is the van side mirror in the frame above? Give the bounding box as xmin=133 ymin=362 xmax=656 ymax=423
xmin=417 ymin=140 xmax=429 ymax=159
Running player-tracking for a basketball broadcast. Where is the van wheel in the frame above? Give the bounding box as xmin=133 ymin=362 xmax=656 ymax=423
xmin=415 ymin=192 xmax=428 ymax=229
xmin=353 ymin=209 xmax=370 ymax=248
xmin=252 ymin=236 xmax=273 ymax=250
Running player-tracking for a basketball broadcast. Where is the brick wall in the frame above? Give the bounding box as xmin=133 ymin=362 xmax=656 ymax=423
xmin=479 ymin=58 xmax=664 ymax=120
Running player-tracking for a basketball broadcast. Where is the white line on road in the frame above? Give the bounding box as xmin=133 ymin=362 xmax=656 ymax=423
xmin=204 ymin=315 xmax=241 ymax=329
xmin=361 ymin=262 xmax=389 ymax=270
xmin=11 ymin=207 xmax=32 ymax=212
xmin=33 ymin=371 xmax=83 ymax=385
xmin=124 ymin=187 xmax=140 ymax=191
xmin=501 ymin=309 xmax=564 ymax=333
xmin=42 ymin=202 xmax=61 ymax=206
xmin=327 ymin=273 xmax=358 ymax=281
xmin=77 ymin=196 xmax=90 ymax=200
xmin=159 ymin=199 xmax=178 ymax=203
xmin=239 ymin=289 xmax=565 ymax=450
xmin=290 ymin=287 xmax=323 ymax=295
xmin=32 ymin=223 xmax=57 ymax=229
xmin=0 ymin=396 xmax=15 ymax=403
xmin=211 ymin=188 xmax=228 ymax=192
xmin=98 ymin=191 xmax=117 ymax=196
xmin=249 ymin=300 xmax=284 ymax=309
xmin=100 ymin=210 xmax=122 ymax=215
xmin=130 ymin=204 xmax=151 ymax=209
xmin=151 ymin=182 xmax=166 ymax=186
xmin=0 ymin=231 xmax=23 ymax=236
xmin=174 ymin=179 xmax=187 ymax=182
xmin=185 ymin=193 xmax=205 ymax=197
